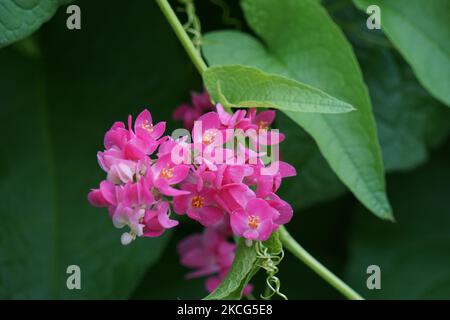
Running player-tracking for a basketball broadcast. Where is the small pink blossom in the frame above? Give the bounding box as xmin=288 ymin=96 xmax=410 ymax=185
xmin=173 ymin=183 xmax=224 ymax=227
xmin=230 ymin=198 xmax=278 ymax=241
xmin=142 ymin=201 xmax=178 ymax=238
xmin=178 ymin=227 xmax=252 ymax=295
xmin=248 ymin=108 xmax=285 ymax=145
xmin=150 ymin=154 xmax=190 ymax=196
xmin=178 ymin=228 xmax=235 ymax=278
xmin=88 ymin=180 xmax=117 ymax=207
xmin=173 ymin=91 xmax=213 ymax=130
xmin=216 ymin=182 xmax=256 ymax=214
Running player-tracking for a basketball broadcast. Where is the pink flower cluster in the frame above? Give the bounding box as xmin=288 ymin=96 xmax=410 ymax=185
xmin=88 ymin=103 xmax=296 ymax=246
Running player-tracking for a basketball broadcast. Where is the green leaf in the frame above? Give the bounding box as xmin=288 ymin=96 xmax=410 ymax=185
xmin=204 ymin=238 xmax=258 ymax=300
xmin=276 ymin=44 xmax=450 ymax=209
xmin=0 ymin=0 xmax=199 ymax=298
xmin=354 ymin=0 xmax=450 ymax=106
xmin=263 ymin=230 xmax=283 ymax=255
xmin=0 ymin=0 xmax=70 ymax=48
xmin=345 ymin=146 xmax=450 ymax=299
xmin=203 ymin=65 xmax=354 ymax=114
xmin=203 ymin=0 xmax=392 ymax=220
xmin=276 ymin=113 xmax=347 ymax=209
xmin=359 ymin=47 xmax=450 ymax=171
xmin=205 ymin=231 xmax=283 ymax=300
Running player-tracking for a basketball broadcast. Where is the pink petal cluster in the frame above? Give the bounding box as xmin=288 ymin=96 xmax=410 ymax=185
xmin=88 ymin=104 xmax=296 ymax=244
xmin=88 ymin=110 xmax=186 ymax=244
xmin=170 ymin=104 xmax=295 ymax=242
xmin=177 ymin=223 xmax=253 ymax=295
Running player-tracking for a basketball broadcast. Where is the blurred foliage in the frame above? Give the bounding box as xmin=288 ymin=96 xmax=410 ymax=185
xmin=345 ymin=140 xmax=450 ymax=299
xmin=354 ymin=0 xmax=450 ymax=106
xmin=0 ymin=0 xmax=200 ymax=298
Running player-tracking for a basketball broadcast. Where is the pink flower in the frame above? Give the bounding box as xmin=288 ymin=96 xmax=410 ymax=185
xmin=158 ymin=136 xmax=191 ymax=165
xmin=247 ymin=108 xmax=285 ymax=146
xmin=112 ymin=203 xmax=146 ymax=243
xmin=250 ymin=161 xmax=297 ymax=197
xmin=173 ymin=91 xmax=213 ymax=130
xmin=173 ymin=183 xmax=224 ymax=227
xmin=150 ymin=154 xmax=190 ymax=196
xmin=120 ymin=177 xmax=154 ymax=207
xmin=216 ymin=183 xmax=256 ymax=214
xmin=178 ymin=227 xmax=253 ymax=296
xmin=134 ymin=109 xmax=166 ymax=142
xmin=230 ymin=198 xmax=278 ymax=241
xmin=178 ymin=228 xmax=235 ymax=278
xmin=104 ymin=122 xmax=129 ymax=150
xmin=215 ymin=164 xmax=254 ymax=188
xmin=88 ymin=180 xmax=117 ymax=207
xmin=216 ymin=103 xmax=250 ymax=129
xmin=97 ymin=147 xmax=137 ymax=184
xmin=142 ymin=201 xmax=178 ymax=238
xmin=192 ymin=112 xmax=223 ymax=147
xmin=125 ymin=110 xmax=165 ymax=160
xmin=265 ymin=193 xmax=293 ymax=226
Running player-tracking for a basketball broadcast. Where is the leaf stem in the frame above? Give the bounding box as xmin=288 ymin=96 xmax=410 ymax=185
xmin=156 ymin=0 xmax=208 ymax=75
xmin=279 ymin=226 xmax=364 ymax=300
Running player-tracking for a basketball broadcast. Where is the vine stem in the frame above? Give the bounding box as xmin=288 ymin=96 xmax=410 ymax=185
xmin=156 ymin=0 xmax=208 ymax=75
xmin=157 ymin=0 xmax=364 ymax=301
xmin=279 ymin=226 xmax=364 ymax=300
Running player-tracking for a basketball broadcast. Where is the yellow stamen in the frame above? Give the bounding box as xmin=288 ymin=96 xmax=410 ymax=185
xmin=248 ymin=215 xmax=260 ymax=229
xmin=202 ymin=130 xmax=215 ymax=145
xmin=191 ymin=195 xmax=205 ymax=208
xmin=160 ymin=165 xmax=174 ymax=179
xmin=258 ymin=121 xmax=269 ymax=130
xmin=142 ymin=120 xmax=153 ymax=133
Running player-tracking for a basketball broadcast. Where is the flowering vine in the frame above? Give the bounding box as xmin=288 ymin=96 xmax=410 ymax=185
xmin=87 ymin=0 xmax=365 ymax=301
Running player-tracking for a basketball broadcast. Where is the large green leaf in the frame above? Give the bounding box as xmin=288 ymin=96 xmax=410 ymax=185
xmin=354 ymin=0 xmax=450 ymax=106
xmin=276 ymin=113 xmax=347 ymax=209
xmin=0 ymin=0 xmax=199 ymax=298
xmin=203 ymin=0 xmax=392 ymax=220
xmin=0 ymin=0 xmax=71 ymax=48
xmin=204 ymin=65 xmax=354 ymax=114
xmin=359 ymin=47 xmax=450 ymax=171
xmin=345 ymin=144 xmax=450 ymax=299
xmin=276 ymin=45 xmax=450 ymax=209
